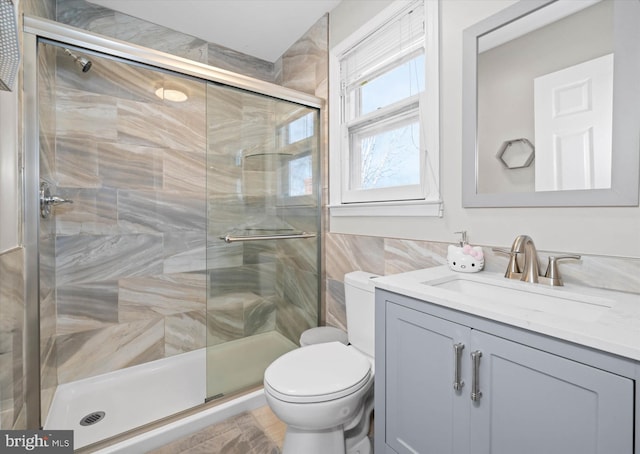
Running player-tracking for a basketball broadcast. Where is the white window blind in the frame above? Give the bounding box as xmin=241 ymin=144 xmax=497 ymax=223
xmin=340 ymin=1 xmax=425 ymax=95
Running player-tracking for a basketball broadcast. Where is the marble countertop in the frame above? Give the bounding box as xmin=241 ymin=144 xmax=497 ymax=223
xmin=374 ymin=266 xmax=640 ymax=362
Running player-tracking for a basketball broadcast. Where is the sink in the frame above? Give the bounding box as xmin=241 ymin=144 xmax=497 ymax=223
xmin=422 ymin=275 xmax=614 ymax=322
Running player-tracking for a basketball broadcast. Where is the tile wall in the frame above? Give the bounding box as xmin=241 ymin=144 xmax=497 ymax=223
xmin=47 ymin=45 xmax=208 ymax=387
xmin=20 ymin=0 xmax=327 ymax=419
xmin=325 ymin=233 xmax=640 ymax=330
xmin=0 ymin=248 xmax=26 ymax=430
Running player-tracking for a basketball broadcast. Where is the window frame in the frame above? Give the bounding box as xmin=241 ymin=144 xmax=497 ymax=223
xmin=276 ymin=109 xmax=319 ymax=207
xmin=329 ymin=0 xmax=441 ymax=217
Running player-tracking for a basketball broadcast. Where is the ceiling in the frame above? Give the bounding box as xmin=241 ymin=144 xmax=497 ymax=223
xmin=87 ymin=0 xmax=342 ymax=62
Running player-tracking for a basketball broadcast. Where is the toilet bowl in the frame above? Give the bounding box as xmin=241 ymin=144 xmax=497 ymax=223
xmin=264 ymin=271 xmax=379 ymax=454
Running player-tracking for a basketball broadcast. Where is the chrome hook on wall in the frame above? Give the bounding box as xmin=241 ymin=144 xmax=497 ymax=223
xmin=40 ymin=181 xmax=73 ymax=218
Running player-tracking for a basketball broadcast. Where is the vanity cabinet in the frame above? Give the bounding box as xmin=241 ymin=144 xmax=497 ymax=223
xmin=376 ymin=291 xmax=635 ymax=454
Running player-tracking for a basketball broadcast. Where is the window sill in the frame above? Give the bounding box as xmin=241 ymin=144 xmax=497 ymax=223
xmin=329 ymin=199 xmax=443 ymax=217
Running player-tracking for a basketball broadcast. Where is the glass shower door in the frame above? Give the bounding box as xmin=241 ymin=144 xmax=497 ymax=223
xmin=205 ymin=83 xmax=320 ymax=400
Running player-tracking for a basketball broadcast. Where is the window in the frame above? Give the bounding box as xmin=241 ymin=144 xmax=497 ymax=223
xmin=329 ymin=0 xmax=441 ymax=216
xmin=277 ymin=110 xmax=317 ymax=203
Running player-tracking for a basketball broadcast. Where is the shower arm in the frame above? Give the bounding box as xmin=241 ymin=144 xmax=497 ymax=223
xmin=220 ymin=232 xmax=316 ymax=243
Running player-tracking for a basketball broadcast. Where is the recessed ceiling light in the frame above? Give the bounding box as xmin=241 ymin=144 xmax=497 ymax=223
xmin=155 ymin=87 xmax=188 ymax=102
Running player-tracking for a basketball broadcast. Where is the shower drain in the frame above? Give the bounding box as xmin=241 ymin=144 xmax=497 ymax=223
xmin=80 ymin=411 xmax=105 ymax=426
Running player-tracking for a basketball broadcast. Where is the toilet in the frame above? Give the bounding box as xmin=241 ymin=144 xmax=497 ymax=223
xmin=263 ymin=271 xmax=379 ymax=454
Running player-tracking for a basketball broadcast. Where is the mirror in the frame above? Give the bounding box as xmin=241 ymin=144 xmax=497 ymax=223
xmin=462 ymin=0 xmax=640 ymax=207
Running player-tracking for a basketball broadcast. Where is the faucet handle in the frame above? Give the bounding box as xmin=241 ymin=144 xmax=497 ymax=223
xmin=544 ymin=255 xmax=581 ymax=286
xmin=492 ymin=248 xmax=521 ymax=278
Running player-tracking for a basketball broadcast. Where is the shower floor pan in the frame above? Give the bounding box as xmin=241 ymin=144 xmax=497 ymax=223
xmin=44 ymin=331 xmax=296 ymax=450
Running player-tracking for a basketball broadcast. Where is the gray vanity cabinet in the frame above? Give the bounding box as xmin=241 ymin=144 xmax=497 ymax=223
xmin=377 ymin=291 xmax=634 ymax=454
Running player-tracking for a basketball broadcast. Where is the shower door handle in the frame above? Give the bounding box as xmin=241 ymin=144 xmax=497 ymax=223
xmin=40 ymin=182 xmax=73 ymax=218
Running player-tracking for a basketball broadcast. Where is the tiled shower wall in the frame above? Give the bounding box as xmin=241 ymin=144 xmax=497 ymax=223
xmin=15 ymin=0 xmax=328 ymax=428
xmin=325 ymin=233 xmax=640 ymax=330
xmin=45 ymin=46 xmax=208 ymax=387
xmin=205 ymin=84 xmax=320 ymax=348
xmin=26 ymin=0 xmax=326 ymax=415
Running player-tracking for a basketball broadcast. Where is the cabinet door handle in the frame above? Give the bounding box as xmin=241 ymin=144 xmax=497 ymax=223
xmin=453 ymin=343 xmax=465 ymax=391
xmin=470 ymin=350 xmax=483 ymax=402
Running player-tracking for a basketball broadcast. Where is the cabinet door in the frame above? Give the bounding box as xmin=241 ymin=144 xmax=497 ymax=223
xmin=385 ymin=303 xmax=470 ymax=454
xmin=470 ymin=330 xmax=634 ymax=454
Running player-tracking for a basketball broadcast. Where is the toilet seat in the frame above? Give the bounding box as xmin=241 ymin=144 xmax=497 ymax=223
xmin=264 ymin=342 xmax=372 ymax=404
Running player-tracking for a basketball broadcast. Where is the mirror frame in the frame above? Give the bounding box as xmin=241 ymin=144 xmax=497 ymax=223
xmin=462 ymin=0 xmax=640 ymax=207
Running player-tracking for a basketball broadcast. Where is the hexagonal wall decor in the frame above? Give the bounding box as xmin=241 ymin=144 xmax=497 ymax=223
xmin=496 ymin=138 xmax=535 ymax=169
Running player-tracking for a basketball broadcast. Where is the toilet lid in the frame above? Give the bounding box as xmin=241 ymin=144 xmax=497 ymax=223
xmin=264 ymin=342 xmax=372 ymax=403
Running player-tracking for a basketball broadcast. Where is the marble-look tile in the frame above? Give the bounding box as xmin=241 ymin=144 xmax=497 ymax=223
xmin=55 ymin=138 xmax=100 ymax=188
xmin=39 ymin=45 xmax=57 ymax=180
xmin=277 ymin=237 xmax=318 ymax=274
xmin=326 ymin=278 xmax=347 ymax=331
xmin=0 ymin=248 xmax=25 ymax=430
xmin=55 ymin=234 xmax=163 ymax=286
xmin=57 ymin=282 xmax=119 ymax=327
xmin=206 ymin=154 xmax=243 ymax=195
xmin=116 ymin=99 xmax=205 ymax=152
xmin=207 ymin=43 xmax=277 ymax=83
xmin=278 ymin=15 xmax=328 ymax=96
xmin=118 ymin=273 xmax=206 ymax=322
xmin=163 ymin=148 xmax=206 ymax=193
xmin=165 ymin=310 xmax=206 ymax=356
xmin=117 ymin=191 xmax=205 ymax=234
xmin=275 ymin=296 xmax=315 ymax=346
xmin=280 ymin=263 xmax=318 ymax=327
xmin=56 ymin=51 xmax=125 ymax=102
xmin=276 ymin=205 xmax=320 ymax=234
xmin=240 ymin=243 xmax=277 ymax=266
xmin=55 ymin=0 xmax=114 ymax=30
xmin=23 ymin=0 xmax=55 ymax=18
xmin=206 ymin=292 xmax=275 ymax=346
xmin=538 ymin=252 xmax=640 ymax=294
xmin=250 ymin=406 xmax=286 ymax=448
xmin=115 ymin=99 xmax=173 ymax=149
xmin=56 ymin=88 xmax=118 ymax=141
xmin=56 ymin=0 xmax=209 ymax=64
xmin=164 ymin=233 xmax=207 ymax=274
xmin=0 ymin=352 xmax=14 ymax=429
xmin=209 ymin=263 xmax=277 ymax=298
xmin=206 ymin=294 xmax=244 ymax=345
xmin=384 ymin=238 xmax=448 ymax=274
xmin=205 ymin=241 xmax=243 ymax=271
xmin=243 ymin=297 xmax=277 ymax=337
xmin=111 ymin=12 xmax=209 ymax=63
xmin=156 ymin=102 xmax=207 ymax=153
xmin=56 ymin=318 xmax=165 ymax=383
xmin=98 ymin=142 xmax=163 ymax=190
xmin=40 ymin=334 xmax=57 ymax=421
xmin=55 ymin=188 xmax=118 ymax=235
xmin=148 ymin=411 xmax=280 ymax=454
xmin=38 ymin=0 xmax=325 ymax=393
xmin=148 ymin=418 xmax=238 ymax=454
xmin=325 ymin=233 xmax=385 ymax=280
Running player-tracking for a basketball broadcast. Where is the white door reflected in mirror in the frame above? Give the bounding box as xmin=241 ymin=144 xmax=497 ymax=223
xmin=534 ymin=53 xmax=613 ymax=191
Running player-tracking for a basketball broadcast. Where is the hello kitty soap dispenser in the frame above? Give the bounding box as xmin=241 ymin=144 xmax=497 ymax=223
xmin=447 ymin=231 xmax=484 ymax=273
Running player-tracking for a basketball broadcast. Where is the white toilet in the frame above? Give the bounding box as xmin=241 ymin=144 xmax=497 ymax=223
xmin=264 ymin=271 xmax=379 ymax=454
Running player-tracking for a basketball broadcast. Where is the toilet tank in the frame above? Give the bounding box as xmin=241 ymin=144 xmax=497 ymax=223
xmin=344 ymin=271 xmax=380 ymax=358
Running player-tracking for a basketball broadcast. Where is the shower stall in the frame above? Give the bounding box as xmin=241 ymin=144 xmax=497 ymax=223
xmin=24 ymin=17 xmax=321 ymax=449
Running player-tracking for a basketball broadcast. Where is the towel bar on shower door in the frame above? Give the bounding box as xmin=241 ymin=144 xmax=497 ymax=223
xmin=220 ymin=232 xmax=316 ymax=243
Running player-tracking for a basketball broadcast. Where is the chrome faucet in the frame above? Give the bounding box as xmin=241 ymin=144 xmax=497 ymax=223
xmin=497 ymin=235 xmax=581 ymax=286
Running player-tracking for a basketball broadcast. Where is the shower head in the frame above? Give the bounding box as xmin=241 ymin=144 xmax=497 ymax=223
xmin=63 ymin=48 xmax=92 ymax=73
